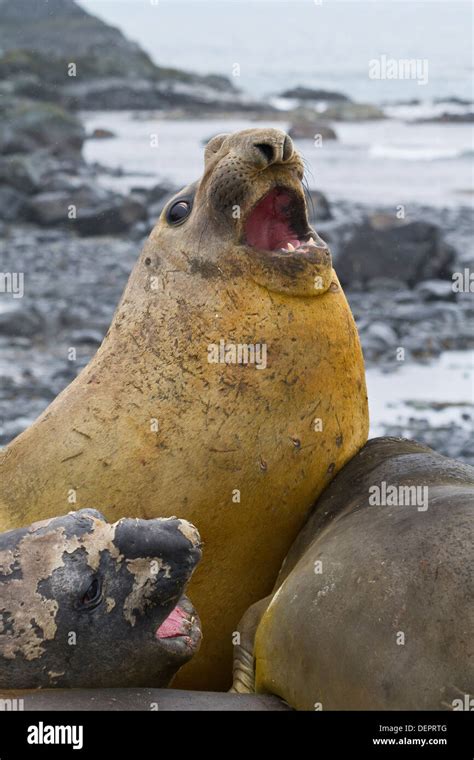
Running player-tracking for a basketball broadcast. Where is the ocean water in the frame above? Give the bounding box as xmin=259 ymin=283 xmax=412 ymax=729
xmin=79 ymin=0 xmax=473 ymax=102
xmin=79 ymin=0 xmax=473 ymax=206
xmin=83 ymin=111 xmax=473 ymax=206
xmin=367 ymin=350 xmax=474 ymax=438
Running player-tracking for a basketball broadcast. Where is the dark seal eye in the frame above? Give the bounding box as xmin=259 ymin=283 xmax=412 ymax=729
xmin=81 ymin=577 xmax=102 ymax=609
xmin=166 ymin=200 xmax=191 ymax=225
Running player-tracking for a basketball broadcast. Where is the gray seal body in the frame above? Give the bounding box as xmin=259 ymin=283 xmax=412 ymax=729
xmin=233 ymin=438 xmax=474 ymax=710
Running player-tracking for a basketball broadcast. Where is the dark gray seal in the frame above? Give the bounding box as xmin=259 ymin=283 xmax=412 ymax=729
xmin=0 ymin=509 xmax=202 ymax=689
xmin=232 ymin=437 xmax=474 ymax=709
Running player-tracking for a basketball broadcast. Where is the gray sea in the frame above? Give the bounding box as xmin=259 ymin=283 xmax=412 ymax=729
xmin=80 ymin=0 xmax=472 ymax=103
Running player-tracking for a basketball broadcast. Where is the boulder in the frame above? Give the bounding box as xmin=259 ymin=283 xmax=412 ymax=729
xmin=0 ymin=98 xmax=85 ymax=157
xmin=323 ymin=102 xmax=385 ymax=121
xmin=89 ymin=128 xmax=116 ymax=140
xmin=0 ymin=303 xmax=45 ymax=337
xmin=415 ymin=279 xmax=457 ymax=302
xmin=414 ymin=112 xmax=474 ymax=124
xmin=306 ymin=190 xmax=332 ymax=222
xmin=336 ymin=216 xmax=456 ymax=288
xmin=279 ymin=86 xmax=350 ymax=102
xmin=0 ymin=152 xmax=73 ymax=194
xmin=146 ymin=183 xmax=176 ymax=205
xmin=26 ymin=185 xmax=147 ymax=235
xmin=0 ymin=186 xmax=27 ymax=221
xmin=288 ymin=119 xmax=337 ymax=141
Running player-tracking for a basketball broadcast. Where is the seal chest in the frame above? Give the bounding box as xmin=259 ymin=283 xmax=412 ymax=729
xmin=0 ymin=129 xmax=368 ymax=689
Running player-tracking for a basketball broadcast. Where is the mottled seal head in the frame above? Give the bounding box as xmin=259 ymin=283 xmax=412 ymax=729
xmin=0 ymin=509 xmax=202 ymax=689
xmin=151 ymin=128 xmax=332 ymax=297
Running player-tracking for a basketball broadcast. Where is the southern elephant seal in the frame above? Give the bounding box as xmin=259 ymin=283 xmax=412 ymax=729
xmin=232 ymin=437 xmax=474 ymax=709
xmin=0 ymin=128 xmax=368 ymax=689
xmin=0 ymin=509 xmax=202 ymax=688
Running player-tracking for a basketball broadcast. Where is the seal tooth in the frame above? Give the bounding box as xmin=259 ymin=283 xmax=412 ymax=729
xmin=308 ymin=237 xmax=316 ymax=245
xmin=287 ymin=242 xmax=295 ymax=251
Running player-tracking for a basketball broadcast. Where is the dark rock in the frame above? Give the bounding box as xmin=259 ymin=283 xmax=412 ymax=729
xmin=68 ymin=329 xmax=104 ymax=345
xmin=416 ymin=112 xmax=474 ymax=124
xmin=0 ymin=98 xmax=85 ymax=157
xmin=336 ymin=216 xmax=456 ymax=287
xmin=323 ymin=102 xmax=385 ymax=121
xmin=0 ymin=152 xmax=72 ymax=194
xmin=384 ymin=98 xmax=421 ymax=106
xmin=367 ymin=277 xmax=409 ymax=292
xmin=146 ymin=183 xmax=176 ymax=204
xmin=0 ymin=303 xmax=45 ymax=338
xmin=288 ymin=119 xmax=337 ymax=141
xmin=279 ymin=86 xmax=350 ymax=102
xmin=89 ymin=128 xmax=116 ymax=140
xmin=59 ymin=77 xmax=254 ymax=112
xmin=365 ymin=322 xmax=398 ymax=346
xmin=41 ymin=172 xmax=87 ymax=193
xmin=434 ymin=96 xmax=473 ymax=106
xmin=416 ymin=279 xmax=457 ymax=302
xmin=26 ymin=189 xmax=85 ymax=226
xmin=27 ymin=186 xmax=147 ymax=234
xmin=0 ymin=153 xmax=43 ymax=194
xmin=306 ymin=190 xmax=332 ymax=222
xmin=0 ymin=186 xmax=27 ymax=220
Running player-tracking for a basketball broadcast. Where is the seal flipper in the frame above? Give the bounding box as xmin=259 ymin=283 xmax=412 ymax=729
xmin=231 ymin=595 xmax=271 ymax=694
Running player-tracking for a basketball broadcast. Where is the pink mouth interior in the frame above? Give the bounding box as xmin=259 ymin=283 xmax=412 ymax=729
xmin=245 ymin=189 xmax=301 ymax=250
xmin=156 ymin=605 xmax=189 ymax=640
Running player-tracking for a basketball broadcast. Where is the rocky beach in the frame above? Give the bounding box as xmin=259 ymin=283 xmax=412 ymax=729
xmin=0 ymin=0 xmax=473 ymax=463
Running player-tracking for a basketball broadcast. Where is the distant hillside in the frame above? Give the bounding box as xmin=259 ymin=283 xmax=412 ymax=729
xmin=0 ymin=0 xmax=255 ymax=110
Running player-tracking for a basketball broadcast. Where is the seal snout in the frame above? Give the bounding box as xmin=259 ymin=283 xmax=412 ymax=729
xmin=114 ymin=516 xmax=202 ymax=582
xmin=253 ymin=132 xmax=294 ymax=166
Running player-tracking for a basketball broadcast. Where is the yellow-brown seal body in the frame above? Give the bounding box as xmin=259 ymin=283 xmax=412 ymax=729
xmin=0 ymin=129 xmax=368 ymax=689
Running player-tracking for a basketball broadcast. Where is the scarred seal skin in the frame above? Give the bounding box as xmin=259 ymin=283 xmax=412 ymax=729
xmin=232 ymin=438 xmax=474 ymax=710
xmin=0 ymin=128 xmax=368 ymax=689
xmin=0 ymin=509 xmax=202 ymax=689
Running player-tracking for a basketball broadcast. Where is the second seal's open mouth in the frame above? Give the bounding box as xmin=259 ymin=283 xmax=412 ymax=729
xmin=155 ymin=595 xmax=201 ymax=655
xmin=243 ymin=186 xmax=317 ymax=254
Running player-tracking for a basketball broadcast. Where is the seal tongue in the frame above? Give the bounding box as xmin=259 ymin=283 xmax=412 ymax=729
xmin=245 ymin=189 xmax=300 ymax=250
xmin=156 ymin=605 xmax=188 ymax=639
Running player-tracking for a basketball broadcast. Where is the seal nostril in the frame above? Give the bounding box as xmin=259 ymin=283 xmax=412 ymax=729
xmin=254 ymin=142 xmax=275 ymax=164
xmin=282 ymin=135 xmax=294 ymax=161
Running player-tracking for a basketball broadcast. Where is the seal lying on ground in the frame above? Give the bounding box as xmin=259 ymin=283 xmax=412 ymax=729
xmin=0 ymin=509 xmax=202 ymax=688
xmin=232 ymin=438 xmax=474 ymax=709
xmin=0 ymin=128 xmax=368 ymax=689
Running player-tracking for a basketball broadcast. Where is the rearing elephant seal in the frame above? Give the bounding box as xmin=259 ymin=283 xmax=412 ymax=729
xmin=0 ymin=128 xmax=368 ymax=689
xmin=0 ymin=509 xmax=202 ymax=688
xmin=232 ymin=438 xmax=474 ymax=709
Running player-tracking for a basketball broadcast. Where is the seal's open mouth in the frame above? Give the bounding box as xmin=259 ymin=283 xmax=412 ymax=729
xmin=243 ymin=187 xmax=317 ymax=254
xmin=155 ymin=595 xmax=201 ymax=655
xmin=239 ymin=184 xmax=333 ymax=296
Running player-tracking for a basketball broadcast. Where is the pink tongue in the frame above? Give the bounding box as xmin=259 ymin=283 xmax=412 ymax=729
xmin=156 ymin=606 xmax=188 ymax=639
